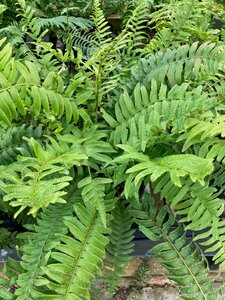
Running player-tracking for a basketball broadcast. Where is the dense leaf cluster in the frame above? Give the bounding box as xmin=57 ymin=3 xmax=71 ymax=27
xmin=0 ymin=0 xmax=225 ymax=299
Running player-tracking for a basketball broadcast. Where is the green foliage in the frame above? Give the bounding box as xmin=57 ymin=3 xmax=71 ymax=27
xmin=28 ymin=0 xmax=140 ymax=18
xmin=15 ymin=192 xmax=79 ymax=300
xmin=131 ymin=257 xmax=151 ymax=290
xmin=0 ymin=0 xmax=225 ymax=299
xmin=78 ymin=177 xmax=112 ymax=227
xmin=127 ymin=42 xmax=225 ymax=93
xmin=104 ymin=201 xmax=135 ymax=292
xmin=145 ymin=0 xmax=225 ymax=53
xmin=0 ymin=125 xmax=45 ymax=165
xmin=36 ymin=202 xmax=110 ymax=299
xmin=133 ymin=193 xmax=221 ymax=300
xmin=0 ymin=257 xmax=23 ymax=300
xmin=0 ymin=1 xmax=17 ymax=27
xmin=116 ymin=147 xmax=213 ymax=187
xmin=36 ymin=16 xmax=93 ymax=31
xmin=103 ymin=81 xmax=217 ymax=151
xmin=0 ymin=138 xmax=86 ymax=217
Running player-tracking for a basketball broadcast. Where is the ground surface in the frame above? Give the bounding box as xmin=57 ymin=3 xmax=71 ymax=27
xmin=1 ymin=258 xmax=225 ymax=299
xmin=91 ymin=258 xmax=225 ymax=300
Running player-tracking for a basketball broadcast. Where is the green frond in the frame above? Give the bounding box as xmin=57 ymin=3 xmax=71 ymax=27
xmin=36 ymin=202 xmax=110 ymax=300
xmin=0 ymin=124 xmax=45 ymax=165
xmin=209 ymin=164 xmax=225 ymax=197
xmin=179 ymin=114 xmax=225 ymax=152
xmin=122 ymin=0 xmax=149 ymax=56
xmin=0 ymin=40 xmax=94 ymax=125
xmin=60 ymin=28 xmax=97 ymax=59
xmin=153 ymin=174 xmax=223 ymax=230
xmin=56 ymin=125 xmax=114 ymax=164
xmin=0 ymin=257 xmax=23 ymax=300
xmin=77 ymin=0 xmax=149 ymax=109
xmin=78 ymin=176 xmax=112 ymax=227
xmin=131 ymin=257 xmax=151 ymax=289
xmin=14 ymin=191 xmax=81 ymax=300
xmin=144 ymin=0 xmax=223 ymax=53
xmin=0 ymin=1 xmax=225 ymax=298
xmin=0 ymin=226 xmax=15 ymax=249
xmin=115 ymin=145 xmax=213 ymax=189
xmin=194 ymin=220 xmax=225 ymax=267
xmin=36 ymin=16 xmax=93 ymax=31
xmin=126 ymin=43 xmax=225 ymax=93
xmin=132 ymin=192 xmax=220 ymax=300
xmin=0 ymin=138 xmax=87 ymax=217
xmin=104 ymin=81 xmax=215 ymax=150
xmin=92 ymin=0 xmax=112 ymax=46
xmin=104 ymin=201 xmax=135 ymax=292
xmin=152 ymin=173 xmax=225 ymax=266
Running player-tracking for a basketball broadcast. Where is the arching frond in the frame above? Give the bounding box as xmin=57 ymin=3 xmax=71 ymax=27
xmin=0 ymin=139 xmax=87 ymax=217
xmin=125 ymin=43 xmax=225 ymax=93
xmin=114 ymin=145 xmax=213 ymax=189
xmin=15 ymin=191 xmax=81 ymax=300
xmin=0 ymin=40 xmax=95 ymax=125
xmin=103 ymin=82 xmax=215 ymax=150
xmin=133 ymin=192 xmax=220 ymax=300
xmin=92 ymin=0 xmax=112 ymax=45
xmin=36 ymin=16 xmax=93 ymax=31
xmin=36 ymin=202 xmax=110 ymax=300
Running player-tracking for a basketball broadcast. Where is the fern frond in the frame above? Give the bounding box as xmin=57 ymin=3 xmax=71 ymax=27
xmin=126 ymin=43 xmax=225 ymax=93
xmin=36 ymin=16 xmax=93 ymax=31
xmin=179 ymin=114 xmax=225 ymax=152
xmin=133 ymin=192 xmax=220 ymax=300
xmin=92 ymin=0 xmax=112 ymax=46
xmin=153 ymin=174 xmax=223 ymax=230
xmin=0 ymin=39 xmax=94 ymax=125
xmin=0 ymin=257 xmax=23 ymax=300
xmin=0 ymin=138 xmax=87 ymax=217
xmin=56 ymin=125 xmax=114 ymax=163
xmin=144 ymin=0 xmax=222 ymax=53
xmin=61 ymin=28 xmax=97 ymax=59
xmin=122 ymin=0 xmax=149 ymax=56
xmin=76 ymin=0 xmax=149 ymax=109
xmin=115 ymin=145 xmax=213 ymax=189
xmin=104 ymin=201 xmax=135 ymax=292
xmin=0 ymin=125 xmax=45 ymax=165
xmin=14 ymin=191 xmax=81 ymax=300
xmin=194 ymin=220 xmax=225 ymax=267
xmin=78 ymin=176 xmax=112 ymax=227
xmin=151 ymin=173 xmax=225 ymax=267
xmin=103 ymin=81 xmax=214 ymax=151
xmin=36 ymin=202 xmax=110 ymax=300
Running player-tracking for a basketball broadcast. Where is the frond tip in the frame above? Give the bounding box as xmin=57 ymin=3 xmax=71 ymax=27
xmin=78 ymin=176 xmax=112 ymax=227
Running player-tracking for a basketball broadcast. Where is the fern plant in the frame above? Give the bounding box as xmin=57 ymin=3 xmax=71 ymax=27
xmin=0 ymin=0 xmax=225 ymax=299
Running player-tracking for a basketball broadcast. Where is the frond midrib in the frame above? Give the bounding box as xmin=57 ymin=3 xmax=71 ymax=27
xmin=64 ymin=212 xmax=98 ymax=299
xmin=154 ymin=216 xmax=208 ymax=299
xmin=17 ymin=215 xmax=59 ymax=299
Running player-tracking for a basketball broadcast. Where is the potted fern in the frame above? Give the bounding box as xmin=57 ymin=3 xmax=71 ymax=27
xmin=0 ymin=0 xmax=225 ymax=299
